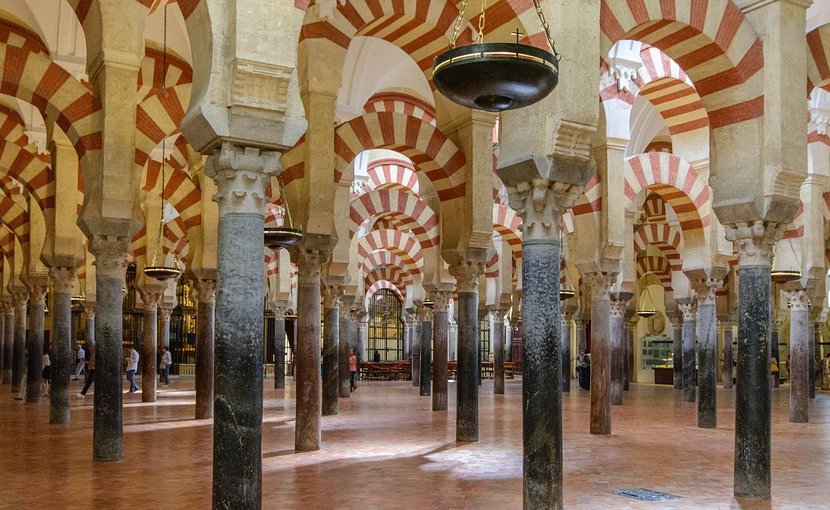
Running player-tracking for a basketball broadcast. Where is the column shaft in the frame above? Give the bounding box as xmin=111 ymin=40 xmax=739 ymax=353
xmin=338 ymin=308 xmax=350 ymax=398
xmin=561 ymin=315 xmax=571 ymax=393
xmin=681 ymin=304 xmax=697 ymax=403
xmin=433 ymin=304 xmax=449 ymax=410
xmin=196 ymin=291 xmax=215 ymax=418
xmin=786 ymin=291 xmax=809 ymax=423
xmin=322 ymin=306 xmax=339 ymax=416
xmin=293 ymin=251 xmax=323 ymax=452
xmin=493 ymin=312 xmax=505 ymax=395
xmin=50 ymin=269 xmax=74 ymax=424
xmin=12 ymin=299 xmax=26 ymax=393
xmin=26 ymin=289 xmax=47 ymax=404
xmin=420 ymin=318 xmax=432 ymax=396
xmin=697 ymin=300 xmax=717 ymax=428
xmin=672 ymin=316 xmax=682 ymax=390
xmin=610 ymin=298 xmax=626 ymax=406
xmin=723 ymin=323 xmax=734 ymax=389
xmin=809 ymin=323 xmax=817 ymax=399
xmin=274 ymin=313 xmax=286 ymax=391
xmin=457 ymin=289 xmax=479 ymax=442
xmin=590 ymin=275 xmax=613 ymax=435
xmin=4 ymin=309 xmax=13 ymax=385
xmin=411 ymin=320 xmax=420 ymax=386
xmin=141 ymin=293 xmax=160 ymax=403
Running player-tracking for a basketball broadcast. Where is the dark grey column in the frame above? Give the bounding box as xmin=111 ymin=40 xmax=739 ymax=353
xmin=670 ymin=313 xmax=682 ymax=390
xmin=493 ymin=307 xmax=506 ymax=394
xmin=322 ymin=284 xmax=341 ymax=417
xmin=609 ymin=295 xmax=628 ymax=406
xmin=49 ymin=268 xmax=75 ymax=423
xmin=209 ymin=146 xmax=273 ymax=509
xmin=11 ymin=292 xmax=27 ymax=393
xmin=139 ymin=288 xmax=160 ymax=403
xmin=89 ymin=235 xmax=129 ymax=462
xmin=624 ymin=316 xmax=635 ymax=390
xmin=273 ymin=306 xmax=287 ymax=391
xmin=450 ymin=258 xmax=484 ymax=443
xmin=810 ymin=321 xmax=818 ymax=399
xmin=589 ymin=273 xmax=615 ymax=435
xmin=2 ymin=305 xmax=11 ymax=385
xmin=785 ymin=289 xmax=809 ymax=423
xmin=560 ymin=312 xmax=571 ymax=393
xmin=723 ymin=319 xmax=734 ymax=389
xmin=291 ymin=247 xmax=326 ymax=452
xmin=679 ymin=301 xmax=696 ymax=403
xmin=26 ymin=283 xmax=47 ymax=404
xmin=732 ymin=231 xmax=772 ymax=500
xmin=84 ymin=305 xmax=96 ymax=347
xmin=0 ymin=307 xmax=4 ymax=385
xmin=195 ymin=279 xmax=216 ymax=419
xmin=420 ymin=307 xmax=432 ymax=396
xmin=338 ymin=303 xmax=350 ymax=398
xmin=693 ymin=278 xmax=722 ymax=429
xmin=432 ymin=292 xmax=451 ymax=410
xmin=159 ymin=305 xmax=172 ymax=349
xmin=411 ymin=315 xmax=420 ymax=386
xmin=575 ymin=318 xmax=587 ymax=354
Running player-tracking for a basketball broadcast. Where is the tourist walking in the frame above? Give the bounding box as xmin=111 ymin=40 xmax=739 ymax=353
xmin=78 ymin=344 xmax=96 ymax=398
xmin=126 ymin=346 xmax=139 ymax=393
xmin=73 ymin=344 xmax=85 ymax=380
xmin=41 ymin=349 xmax=51 ymax=397
xmin=349 ymin=348 xmax=358 ymax=392
xmin=160 ymin=347 xmax=172 ymax=386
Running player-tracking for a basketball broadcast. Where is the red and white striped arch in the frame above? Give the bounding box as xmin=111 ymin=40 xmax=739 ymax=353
xmin=600 ymin=0 xmax=763 ymax=128
xmin=142 ymin=158 xmax=202 ymax=233
xmin=134 ymin=86 xmax=190 ymax=170
xmin=807 ymin=24 xmax=830 ymax=92
xmin=636 ymin=254 xmax=673 ymax=291
xmin=365 ymin=280 xmax=404 ymax=306
xmin=0 ymin=138 xmax=55 ymax=211
xmin=624 ymin=152 xmax=710 ymax=236
xmin=492 ymin=203 xmax=522 ymax=262
xmin=783 ymin=201 xmax=804 ymax=240
xmin=363 ymin=92 xmax=436 ymax=125
xmin=364 ymin=157 xmax=419 ymax=196
xmin=639 ymin=77 xmax=708 ymax=136
xmin=362 ymin=250 xmax=412 ymax=278
xmin=633 ymin=223 xmax=683 ymax=271
xmin=485 ymin=250 xmax=500 ymax=279
xmin=0 ymin=195 xmax=29 ymax=247
xmin=350 ymin=188 xmax=439 ymax=248
xmin=137 ymin=47 xmax=193 ymax=101
xmin=0 ymin=18 xmax=49 ymax=55
xmin=572 ymin=174 xmax=602 ymax=219
xmin=357 ymin=228 xmax=423 ymax=274
xmin=0 ymin=174 xmax=23 ymax=198
xmin=0 ymin=103 xmax=30 ymax=146
xmin=365 ymin=265 xmax=410 ymax=291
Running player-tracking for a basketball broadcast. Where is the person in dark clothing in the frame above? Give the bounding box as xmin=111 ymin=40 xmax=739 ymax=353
xmin=576 ymin=350 xmax=591 ymax=390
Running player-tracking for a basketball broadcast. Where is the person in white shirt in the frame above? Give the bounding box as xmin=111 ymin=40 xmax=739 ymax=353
xmin=160 ymin=347 xmax=172 ymax=386
xmin=73 ymin=345 xmax=85 ymax=380
xmin=126 ymin=346 xmax=140 ymax=393
xmin=41 ymin=350 xmax=51 ymax=397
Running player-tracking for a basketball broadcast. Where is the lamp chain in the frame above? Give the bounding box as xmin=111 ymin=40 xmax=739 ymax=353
xmin=532 ymin=0 xmax=561 ymax=61
xmin=276 ymin=172 xmax=294 ymax=229
xmin=477 ymin=0 xmax=487 ymax=44
xmin=449 ymin=0 xmax=470 ymax=48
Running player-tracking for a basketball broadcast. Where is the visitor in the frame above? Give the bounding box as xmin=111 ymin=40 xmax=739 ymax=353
xmin=78 ymin=343 xmax=96 ymax=398
xmin=373 ymin=349 xmax=381 ymax=363
xmin=41 ymin=348 xmax=51 ymax=397
xmin=349 ymin=348 xmax=358 ymax=392
xmin=822 ymin=353 xmax=830 ymax=391
xmin=576 ymin=350 xmax=591 ymax=390
xmin=770 ymin=357 xmax=779 ymax=389
xmin=160 ymin=346 xmax=172 ymax=386
xmin=125 ymin=345 xmax=140 ymax=393
xmin=73 ymin=344 xmax=85 ymax=380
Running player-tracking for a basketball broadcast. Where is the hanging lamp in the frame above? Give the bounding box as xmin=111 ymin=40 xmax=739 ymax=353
xmin=770 ymin=238 xmax=801 ymax=284
xmin=264 ymin=172 xmax=303 ymax=249
xmin=144 ymin=4 xmax=182 ymax=282
xmin=636 ymin=276 xmax=657 ymax=318
xmin=432 ymin=0 xmax=560 ymax=112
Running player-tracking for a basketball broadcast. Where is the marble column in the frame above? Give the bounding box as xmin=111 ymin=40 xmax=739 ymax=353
xmin=492 ymin=307 xmax=506 ymax=395
xmin=49 ymin=268 xmax=75 ymax=423
xmin=560 ymin=312 xmax=572 ymax=393
xmin=273 ymin=306 xmax=287 ymax=391
xmin=11 ymin=291 xmax=27 ymax=394
xmin=2 ymin=303 xmax=11 ymax=385
xmin=139 ymin=287 xmax=161 ymax=403
xmin=410 ymin=314 xmax=420 ymax=386
xmin=159 ymin=305 xmax=172 ymax=349
xmin=589 ymin=273 xmax=615 ymax=435
xmin=338 ymin=303 xmax=350 ymax=398
xmin=26 ymin=283 xmax=48 ymax=404
xmin=208 ymin=144 xmax=275 ymax=508
xmin=84 ymin=305 xmax=96 ymax=346
xmin=669 ymin=313 xmax=682 ymax=390
xmin=624 ymin=316 xmax=636 ymax=390
xmin=809 ymin=321 xmax=818 ymax=399
xmin=679 ymin=301 xmax=697 ymax=403
xmin=693 ymin=278 xmax=722 ymax=429
xmin=728 ymin=222 xmax=775 ymax=500
xmin=89 ymin=235 xmax=130 ymax=462
xmin=609 ymin=295 xmax=628 ymax=406
xmin=322 ymin=283 xmax=342 ymax=416
xmin=770 ymin=318 xmax=781 ymax=388
xmin=575 ymin=318 xmax=588 ymax=354
xmin=419 ymin=306 xmax=432 ymax=396
xmin=291 ymin=248 xmax=326 ymax=452
xmin=449 ymin=258 xmax=484 ymax=443
xmin=785 ymin=289 xmax=810 ymax=423
xmin=432 ymin=292 xmax=451 ymax=410
xmin=194 ymin=279 xmax=216 ymax=419
xmin=723 ymin=319 xmax=734 ymax=389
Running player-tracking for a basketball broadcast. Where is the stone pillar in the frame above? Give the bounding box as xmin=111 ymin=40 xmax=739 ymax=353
xmin=11 ymin=290 xmax=27 ymax=394
xmin=723 ymin=319 xmax=735 ymax=389
xmin=337 ymin=302 xmax=350 ymax=398
xmin=410 ymin=314 xmax=420 ymax=386
xmin=139 ymin=287 xmax=161 ymax=403
xmin=273 ymin=306 xmax=287 ymax=391
xmin=810 ymin=320 xmax=819 ymax=399
xmin=589 ymin=273 xmax=615 ymax=435
xmin=89 ymin=235 xmax=130 ymax=462
xmin=49 ymin=268 xmax=75 ymax=423
xmin=693 ymin=277 xmax=723 ymax=429
xmin=609 ymin=295 xmax=628 ymax=406
xmin=560 ymin=312 xmax=572 ymax=393
xmin=449 ymin=258 xmax=484 ymax=443
xmin=491 ymin=306 xmax=506 ymax=394
xmin=770 ymin=318 xmax=781 ymax=388
xmin=419 ymin=305 xmax=432 ymax=396
xmin=207 ymin=144 xmax=276 ymax=507
xmin=84 ymin=305 xmax=96 ymax=346
xmin=26 ymin=283 xmax=48 ymax=404
xmin=785 ymin=289 xmax=810 ymax=423
xmin=159 ymin=305 xmax=172 ymax=350
xmin=727 ymin=222 xmax=777 ymax=500
xmin=322 ymin=283 xmax=342 ymax=416
xmin=624 ymin=315 xmax=636 ymax=390
xmin=2 ymin=303 xmax=11 ymax=385
xmin=679 ymin=300 xmax=697 ymax=403
xmin=291 ymin=248 xmax=326 ymax=452
xmin=575 ymin=318 xmax=587 ymax=354
xmin=0 ymin=304 xmax=5 ymax=385
xmin=194 ymin=279 xmax=216 ymax=419
xmin=432 ymin=292 xmax=451 ymax=410
xmin=670 ymin=313 xmax=682 ymax=390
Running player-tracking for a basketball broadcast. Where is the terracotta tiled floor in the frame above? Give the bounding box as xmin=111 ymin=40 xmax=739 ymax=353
xmin=0 ymin=376 xmax=828 ymax=509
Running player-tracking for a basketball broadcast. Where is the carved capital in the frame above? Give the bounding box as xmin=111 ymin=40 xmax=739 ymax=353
xmin=668 ymin=313 xmax=682 ymax=329
xmin=488 ymin=307 xmax=504 ymax=323
xmin=507 ymin=178 xmax=582 ymax=241
xmin=138 ymin=286 xmax=163 ymax=312
xmin=272 ymin=305 xmax=290 ymax=321
xmin=574 ymin=318 xmax=588 ymax=328
xmin=89 ymin=235 xmax=130 ymax=276
xmin=448 ymin=259 xmax=485 ymax=293
xmin=206 ymin=142 xmax=279 ymax=216
xmin=11 ymin=288 xmax=28 ymax=310
xmin=692 ymin=278 xmax=722 ymax=306
xmin=322 ymin=284 xmax=344 ymax=309
xmin=193 ymin=279 xmax=217 ymax=305
xmin=417 ymin=305 xmax=432 ymax=322
xmin=432 ymin=291 xmax=452 ymax=313
xmin=783 ymin=289 xmax=809 ymax=312
xmin=49 ymin=267 xmax=76 ymax=295
xmin=610 ymin=297 xmax=628 ymax=319
xmin=27 ymin=284 xmax=48 ymax=306
xmin=586 ymin=272 xmax=616 ymax=300
xmin=678 ymin=301 xmax=697 ymax=322
xmin=724 ymin=220 xmax=784 ymax=268
xmin=290 ymin=248 xmax=330 ymax=284
xmin=82 ymin=304 xmax=96 ymax=319
xmin=159 ymin=305 xmax=174 ymax=321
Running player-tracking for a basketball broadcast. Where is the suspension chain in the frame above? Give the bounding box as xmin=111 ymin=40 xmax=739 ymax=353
xmin=449 ymin=0 xmax=470 ymax=48
xmin=477 ymin=0 xmax=487 ymax=44
xmin=532 ymin=0 xmax=560 ymax=60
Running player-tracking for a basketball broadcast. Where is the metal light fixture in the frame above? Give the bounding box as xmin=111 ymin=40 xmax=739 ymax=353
xmin=771 ymin=238 xmax=801 ymax=284
xmin=432 ymin=0 xmax=560 ymax=112
xmin=559 ymin=231 xmax=575 ymax=300
xmin=264 ymin=172 xmax=303 ymax=249
xmin=636 ymin=277 xmax=656 ymax=318
xmin=70 ymin=295 xmax=85 ymax=305
xmin=143 ymin=4 xmax=182 ymax=282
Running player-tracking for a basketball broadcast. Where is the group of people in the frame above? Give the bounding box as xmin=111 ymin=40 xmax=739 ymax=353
xmin=72 ymin=343 xmax=173 ymax=398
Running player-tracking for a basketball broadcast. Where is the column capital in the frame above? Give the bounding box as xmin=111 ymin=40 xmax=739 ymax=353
xmin=205 ymin=142 xmax=279 ymax=216
xmin=322 ymin=283 xmax=344 ymax=309
xmin=574 ymin=318 xmax=588 ymax=327
xmin=507 ymin=178 xmax=582 ymax=241
xmin=289 ymin=248 xmax=330 ymax=284
xmin=159 ymin=304 xmax=174 ymax=321
xmin=678 ymin=301 xmax=697 ymax=321
xmin=11 ymin=287 xmax=28 ymax=309
xmin=138 ymin=286 xmax=163 ymax=312
xmin=272 ymin=305 xmax=290 ymax=320
xmin=89 ymin=235 xmax=130 ymax=276
xmin=194 ymin=279 xmax=217 ymax=305
xmin=48 ymin=267 xmax=76 ymax=294
xmin=432 ymin=291 xmax=453 ymax=313
xmin=488 ymin=306 xmax=504 ymax=322
xmin=668 ymin=313 xmax=683 ymax=329
xmin=610 ymin=296 xmax=628 ymax=319
xmin=691 ymin=277 xmax=723 ymax=306
xmin=724 ymin=220 xmax=784 ymax=268
xmin=586 ymin=272 xmax=617 ymax=300
xmin=82 ymin=303 xmax=96 ymax=319
xmin=784 ymin=289 xmax=810 ymax=312
xmin=26 ymin=282 xmax=48 ymax=306
xmin=417 ymin=305 xmax=433 ymax=322
xmin=448 ymin=258 xmax=485 ymax=293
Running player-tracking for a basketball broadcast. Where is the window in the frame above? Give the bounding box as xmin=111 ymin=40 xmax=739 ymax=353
xmin=367 ymin=289 xmax=404 ymax=361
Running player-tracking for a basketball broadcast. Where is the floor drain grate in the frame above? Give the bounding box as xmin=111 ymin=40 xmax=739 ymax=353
xmin=612 ymin=488 xmax=680 ymax=502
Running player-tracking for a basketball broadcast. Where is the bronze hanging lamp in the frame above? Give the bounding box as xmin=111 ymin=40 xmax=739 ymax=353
xmin=264 ymin=172 xmax=303 ymax=249
xmin=636 ymin=276 xmax=656 ymax=318
xmin=432 ymin=0 xmax=560 ymax=112
xmin=770 ymin=238 xmax=801 ymax=284
xmin=144 ymin=4 xmax=182 ymax=282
